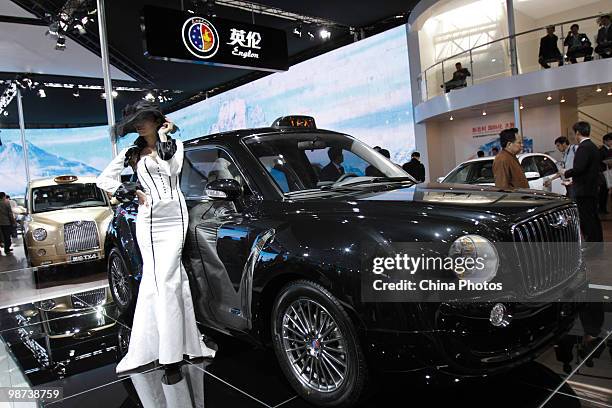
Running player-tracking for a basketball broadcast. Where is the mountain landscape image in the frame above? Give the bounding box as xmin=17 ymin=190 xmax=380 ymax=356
xmin=0 ymin=141 xmax=100 ymax=197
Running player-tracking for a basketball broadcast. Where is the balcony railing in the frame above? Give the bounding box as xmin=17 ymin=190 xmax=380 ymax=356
xmin=417 ymin=14 xmax=611 ymax=103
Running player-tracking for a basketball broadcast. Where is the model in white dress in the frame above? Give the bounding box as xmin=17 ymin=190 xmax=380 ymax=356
xmin=97 ymin=137 xmax=215 ymax=373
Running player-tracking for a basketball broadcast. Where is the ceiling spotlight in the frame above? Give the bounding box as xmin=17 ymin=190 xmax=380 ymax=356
xmin=307 ymin=31 xmax=315 ymax=41
xmin=491 ymin=58 xmax=496 ymax=62
xmin=519 ymin=104 xmax=524 ymax=110
xmin=38 ymin=89 xmax=46 ymax=98
xmin=3 ymin=111 xmax=8 ymax=116
xmin=111 ymin=90 xmax=118 ymax=97
xmin=596 ymin=86 xmax=602 ymax=92
xmin=73 ymin=90 xmax=80 ymax=97
xmin=608 ymin=89 xmax=612 ymax=96
xmin=55 ymin=36 xmax=66 ymax=51
xmin=292 ymin=27 xmax=302 ymax=38
xmin=144 ymin=92 xmax=155 ymax=102
xmin=546 ymin=95 xmax=552 ymax=101
xmin=319 ymin=29 xmax=331 ymax=40
xmin=450 ymin=115 xmax=454 ymax=121
xmin=482 ymin=110 xmax=487 ymax=116
xmin=560 ymin=97 xmax=566 ymax=103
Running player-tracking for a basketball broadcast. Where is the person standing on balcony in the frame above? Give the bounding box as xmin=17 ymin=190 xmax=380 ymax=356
xmin=564 ymin=24 xmax=593 ymax=63
xmin=539 ymin=26 xmax=564 ymax=68
xmin=493 ymin=128 xmax=529 ymax=189
xmin=441 ymin=62 xmax=471 ymax=93
xmin=563 ymin=122 xmax=603 ymax=243
xmin=595 ymin=15 xmax=612 ymax=58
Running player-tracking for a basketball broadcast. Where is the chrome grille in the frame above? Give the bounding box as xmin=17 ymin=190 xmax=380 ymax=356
xmin=511 ymin=206 xmax=581 ymax=296
xmin=71 ymin=288 xmax=107 ymax=308
xmin=64 ymin=221 xmax=99 ymax=254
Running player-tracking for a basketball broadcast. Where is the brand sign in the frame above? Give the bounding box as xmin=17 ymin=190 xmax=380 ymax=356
xmin=471 ymin=121 xmax=515 ymax=137
xmin=142 ymin=6 xmax=288 ymax=72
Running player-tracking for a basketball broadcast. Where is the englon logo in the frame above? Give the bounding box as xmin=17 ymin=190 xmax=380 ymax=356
xmin=182 ymin=17 xmax=220 ymax=59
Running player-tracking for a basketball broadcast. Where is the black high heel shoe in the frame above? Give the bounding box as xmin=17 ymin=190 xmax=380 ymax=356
xmin=161 ymin=363 xmax=183 ymax=385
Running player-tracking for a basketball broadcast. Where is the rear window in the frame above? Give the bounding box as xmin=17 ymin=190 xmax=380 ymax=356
xmin=444 ymin=160 xmax=494 ymax=184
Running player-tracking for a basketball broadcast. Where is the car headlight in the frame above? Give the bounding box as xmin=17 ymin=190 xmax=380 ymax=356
xmin=448 ymin=235 xmax=499 ymax=283
xmin=32 ymin=228 xmax=47 ymax=241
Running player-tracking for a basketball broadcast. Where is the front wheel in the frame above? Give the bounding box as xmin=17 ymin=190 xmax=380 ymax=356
xmin=108 ymin=247 xmax=137 ymax=314
xmin=271 ymin=280 xmax=368 ymax=407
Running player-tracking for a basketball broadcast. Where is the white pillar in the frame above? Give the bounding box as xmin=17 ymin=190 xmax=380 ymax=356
xmin=97 ymin=0 xmax=117 ymax=157
xmin=16 ymin=88 xmax=31 ymax=186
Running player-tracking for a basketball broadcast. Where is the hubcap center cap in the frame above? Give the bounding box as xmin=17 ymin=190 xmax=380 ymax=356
xmin=307 ymin=337 xmax=322 ymax=357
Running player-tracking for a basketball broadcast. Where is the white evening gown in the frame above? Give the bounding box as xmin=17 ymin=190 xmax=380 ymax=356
xmin=96 ymin=139 xmax=215 ymax=373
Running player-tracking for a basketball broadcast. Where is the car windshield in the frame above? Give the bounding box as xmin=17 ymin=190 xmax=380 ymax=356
xmin=31 ymin=183 xmax=107 ymax=213
xmin=243 ymin=132 xmax=410 ymax=194
xmin=444 ymin=160 xmax=495 ymax=184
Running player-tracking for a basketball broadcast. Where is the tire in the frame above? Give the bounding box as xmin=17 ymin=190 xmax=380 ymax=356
xmin=108 ymin=247 xmax=137 ymax=314
xmin=271 ymin=280 xmax=368 ymax=408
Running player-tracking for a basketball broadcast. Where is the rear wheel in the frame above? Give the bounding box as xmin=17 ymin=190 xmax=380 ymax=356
xmin=108 ymin=247 xmax=137 ymax=314
xmin=271 ymin=280 xmax=368 ymax=407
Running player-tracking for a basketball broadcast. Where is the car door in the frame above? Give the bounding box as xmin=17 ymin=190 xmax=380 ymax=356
xmin=520 ymin=156 xmax=543 ymax=190
xmin=534 ymin=154 xmax=566 ymax=195
xmin=180 ymin=146 xmax=274 ymax=332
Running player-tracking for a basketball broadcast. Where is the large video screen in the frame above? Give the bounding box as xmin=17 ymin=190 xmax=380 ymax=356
xmin=1 ymin=25 xmax=414 ymax=197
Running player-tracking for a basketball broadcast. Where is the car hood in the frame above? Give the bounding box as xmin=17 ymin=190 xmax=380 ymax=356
xmin=31 ymin=206 xmax=113 ymax=226
xmin=284 ymin=182 xmax=570 ymax=223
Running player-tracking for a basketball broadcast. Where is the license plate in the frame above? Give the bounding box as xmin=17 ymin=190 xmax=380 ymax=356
xmin=70 ymin=253 xmax=99 ymax=263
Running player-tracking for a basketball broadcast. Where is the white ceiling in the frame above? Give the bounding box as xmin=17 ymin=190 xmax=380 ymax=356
xmin=0 ymin=1 xmax=134 ymax=81
xmin=513 ymin=0 xmax=603 ymax=20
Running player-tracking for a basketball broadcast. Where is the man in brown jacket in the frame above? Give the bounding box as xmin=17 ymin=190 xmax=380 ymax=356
xmin=0 ymin=192 xmax=16 ymax=254
xmin=492 ymin=128 xmax=529 ymax=189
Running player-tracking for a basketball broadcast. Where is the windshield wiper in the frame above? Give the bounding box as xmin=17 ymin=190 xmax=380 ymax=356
xmin=322 ymin=176 xmax=416 ymax=189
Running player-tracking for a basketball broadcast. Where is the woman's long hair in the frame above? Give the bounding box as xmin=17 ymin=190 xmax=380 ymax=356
xmin=123 ymin=136 xmax=148 ymax=170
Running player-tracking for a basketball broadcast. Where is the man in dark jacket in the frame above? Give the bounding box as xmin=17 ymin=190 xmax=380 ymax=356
xmin=563 ymin=122 xmax=603 ymax=242
xmin=564 ymin=24 xmax=593 ymax=63
xmin=595 ymin=14 xmax=612 ymax=59
xmin=599 ymin=133 xmax=612 ymax=213
xmin=0 ymin=192 xmax=16 ymax=254
xmin=402 ymin=152 xmax=425 ymax=182
xmin=320 ymin=147 xmax=345 ymax=182
xmin=442 ymin=62 xmax=471 ymax=93
xmin=539 ymin=25 xmax=564 ymax=68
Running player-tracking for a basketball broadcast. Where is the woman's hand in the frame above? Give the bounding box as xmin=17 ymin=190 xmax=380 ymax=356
xmin=158 ymin=118 xmax=175 ymax=142
xmin=135 ymin=190 xmax=149 ymax=207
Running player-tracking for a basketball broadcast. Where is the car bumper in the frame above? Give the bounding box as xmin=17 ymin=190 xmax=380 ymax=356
xmin=29 ymin=248 xmax=104 ymax=267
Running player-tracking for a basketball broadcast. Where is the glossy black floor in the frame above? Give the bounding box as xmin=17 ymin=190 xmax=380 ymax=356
xmin=1 ymin=282 xmax=611 ymax=408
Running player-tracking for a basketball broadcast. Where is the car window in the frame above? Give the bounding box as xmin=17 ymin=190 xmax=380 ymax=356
xmin=444 ymin=161 xmax=494 ymax=184
xmin=181 ymin=148 xmax=244 ymax=199
xmin=31 ymin=183 xmax=107 ymax=213
xmin=520 ymin=157 xmax=539 ymax=175
xmin=534 ymin=155 xmax=558 ymax=177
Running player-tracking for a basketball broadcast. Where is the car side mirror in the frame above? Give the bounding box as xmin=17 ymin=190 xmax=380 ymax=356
xmin=524 ymin=171 xmax=540 ymax=181
xmin=205 ymin=179 xmax=242 ymax=200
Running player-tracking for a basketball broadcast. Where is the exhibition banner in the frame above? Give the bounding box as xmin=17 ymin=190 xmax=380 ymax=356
xmin=141 ymin=5 xmax=289 ymax=72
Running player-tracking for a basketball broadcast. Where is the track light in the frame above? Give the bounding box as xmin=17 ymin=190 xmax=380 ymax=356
xmin=546 ymin=95 xmax=552 ymax=101
xmin=73 ymin=89 xmax=80 ymax=97
xmin=519 ymin=104 xmax=524 ymax=110
xmin=38 ymin=89 xmax=46 ymax=98
xmin=596 ymin=86 xmax=602 ymax=92
xmin=319 ymin=29 xmax=331 ymax=40
xmin=55 ymin=36 xmax=66 ymax=51
xmin=450 ymin=115 xmax=454 ymax=121
xmin=560 ymin=97 xmax=566 ymax=103
xmin=482 ymin=110 xmax=487 ymax=116
xmin=307 ymin=31 xmax=315 ymax=41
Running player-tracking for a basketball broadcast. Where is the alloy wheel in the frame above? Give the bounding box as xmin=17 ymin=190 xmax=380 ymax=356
xmin=110 ymin=255 xmax=130 ymax=306
xmin=280 ymin=298 xmax=348 ymax=393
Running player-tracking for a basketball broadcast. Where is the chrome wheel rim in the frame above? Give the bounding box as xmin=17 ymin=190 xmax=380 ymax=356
xmin=110 ymin=255 xmax=130 ymax=306
xmin=280 ymin=299 xmax=348 ymax=393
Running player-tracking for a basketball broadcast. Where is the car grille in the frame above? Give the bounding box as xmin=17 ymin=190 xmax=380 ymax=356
xmin=71 ymin=288 xmax=107 ymax=308
xmin=511 ymin=206 xmax=581 ymax=296
xmin=64 ymin=221 xmax=99 ymax=254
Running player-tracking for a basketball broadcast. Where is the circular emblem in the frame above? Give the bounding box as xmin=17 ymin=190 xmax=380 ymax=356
xmin=489 ymin=303 xmax=511 ymax=327
xmin=182 ymin=17 xmax=220 ymax=59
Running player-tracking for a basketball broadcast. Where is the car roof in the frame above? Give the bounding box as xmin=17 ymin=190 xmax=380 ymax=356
xmin=183 ymin=127 xmax=344 ymax=148
xmin=29 ymin=176 xmax=99 ymax=189
xmin=460 ymin=152 xmax=553 ymax=165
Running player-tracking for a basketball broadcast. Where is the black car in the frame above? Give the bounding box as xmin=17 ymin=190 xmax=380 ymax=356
xmin=105 ymin=116 xmax=585 ymax=407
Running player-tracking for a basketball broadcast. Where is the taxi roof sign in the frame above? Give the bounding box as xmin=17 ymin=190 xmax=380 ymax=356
xmin=54 ymin=175 xmax=79 ymax=184
xmin=271 ymin=116 xmax=316 ymax=129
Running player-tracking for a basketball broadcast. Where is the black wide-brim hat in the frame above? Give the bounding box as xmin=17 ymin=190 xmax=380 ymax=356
xmin=113 ymin=100 xmax=165 ymax=137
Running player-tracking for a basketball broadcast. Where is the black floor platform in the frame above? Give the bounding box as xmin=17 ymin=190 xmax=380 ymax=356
xmin=1 ymin=287 xmax=611 ymax=408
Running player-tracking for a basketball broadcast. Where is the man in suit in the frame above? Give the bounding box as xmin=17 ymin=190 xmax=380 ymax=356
xmin=563 ymin=121 xmax=603 ymax=243
xmin=595 ymin=14 xmax=612 ymax=59
xmin=539 ymin=25 xmax=564 ymax=68
xmin=319 ymin=147 xmax=345 ymax=182
xmin=402 ymin=152 xmax=426 ymax=182
xmin=564 ymin=24 xmax=593 ymax=63
xmin=599 ymin=133 xmax=612 ymax=213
